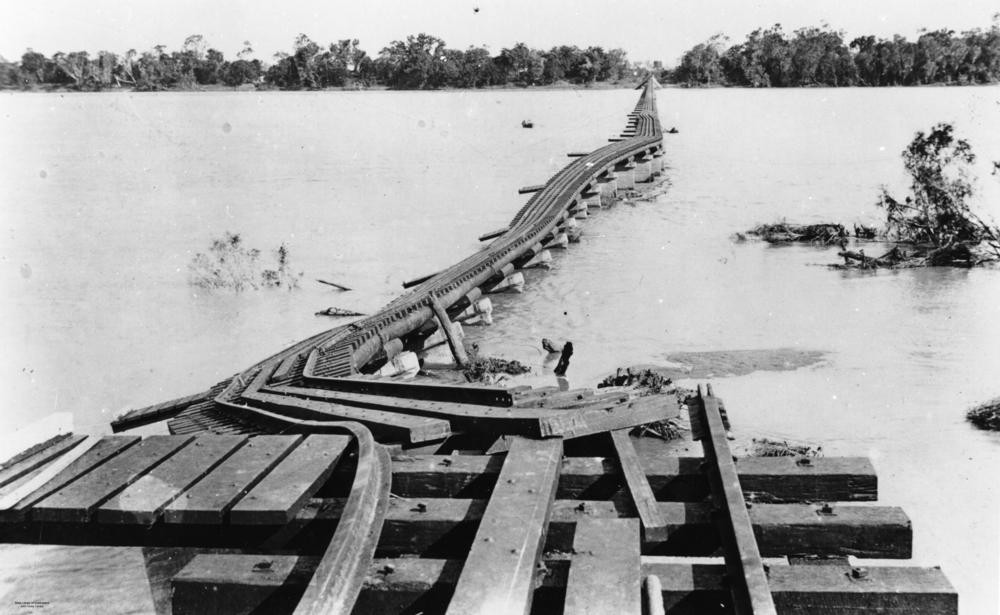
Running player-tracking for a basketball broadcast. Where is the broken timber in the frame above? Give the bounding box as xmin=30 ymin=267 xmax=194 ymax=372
xmin=0 ymin=388 xmax=956 ymax=614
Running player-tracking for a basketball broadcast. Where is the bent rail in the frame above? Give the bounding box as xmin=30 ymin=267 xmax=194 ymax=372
xmin=112 ymin=79 xmax=664 ymax=434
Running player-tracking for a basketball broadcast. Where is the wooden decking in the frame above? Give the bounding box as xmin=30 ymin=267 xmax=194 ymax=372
xmin=0 ymin=388 xmax=956 ymax=613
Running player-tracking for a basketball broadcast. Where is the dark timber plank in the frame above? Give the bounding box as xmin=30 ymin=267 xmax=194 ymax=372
xmin=550 ymin=395 xmax=671 ymax=439
xmin=696 ymin=388 xmax=777 ymax=614
xmin=182 ymin=557 xmax=955 ymax=615
xmin=111 ymin=389 xmax=213 ymax=432
xmin=163 ymin=435 xmax=302 ymax=524
xmin=300 ymin=375 xmax=514 ymax=407
xmin=32 ymin=436 xmax=193 ymax=523
xmin=610 ymin=429 xmax=669 ymax=542
xmin=445 ymin=437 xmax=562 ymax=615
xmin=269 ymin=384 xmax=577 ymax=438
xmin=228 ymin=434 xmax=350 ymax=525
xmin=96 ymin=436 xmax=248 ymax=525
xmin=0 ymin=434 xmax=87 ymax=488
xmin=245 ymin=390 xmax=451 ymax=444
xmin=172 ymin=552 xmax=318 ymax=615
xmin=646 ymin=563 xmax=957 ymax=615
xmin=478 ymin=226 xmax=508 ymax=241
xmin=564 ymin=517 xmax=641 ymax=615
xmin=373 ymin=497 xmax=910 ymax=559
xmin=0 ymin=436 xmax=140 ymax=522
xmin=383 ymin=455 xmax=877 ymax=502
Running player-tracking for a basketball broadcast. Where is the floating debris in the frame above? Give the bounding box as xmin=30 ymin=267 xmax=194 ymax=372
xmin=750 ymin=437 xmax=823 ymax=458
xmin=967 ymin=398 xmax=1000 ymax=431
xmin=463 ymin=356 xmax=531 ymax=383
xmin=315 ymin=307 xmax=365 ymax=317
xmin=317 ymin=278 xmax=352 ymax=291
xmin=597 ymin=368 xmax=671 ymax=394
xmin=745 ymin=222 xmax=847 ymax=244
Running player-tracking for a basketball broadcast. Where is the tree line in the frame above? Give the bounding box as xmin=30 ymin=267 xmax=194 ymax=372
xmin=669 ymin=22 xmax=1000 ymax=87
xmin=0 ymin=33 xmax=639 ymax=91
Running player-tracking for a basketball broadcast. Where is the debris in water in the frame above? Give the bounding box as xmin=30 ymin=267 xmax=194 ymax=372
xmin=967 ymin=398 xmax=1000 ymax=431
xmin=463 ymin=356 xmax=531 ymax=383
xmin=315 ymin=307 xmax=366 ymax=317
xmin=745 ymin=222 xmax=847 ymax=244
xmin=597 ymin=367 xmax=671 ymax=393
xmin=750 ymin=438 xmax=823 ymax=458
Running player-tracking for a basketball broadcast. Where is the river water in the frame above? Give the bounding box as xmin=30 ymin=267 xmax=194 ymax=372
xmin=1 ymin=87 xmax=999 ymax=613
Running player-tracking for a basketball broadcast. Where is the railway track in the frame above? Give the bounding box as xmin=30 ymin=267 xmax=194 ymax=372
xmin=111 ymin=78 xmax=666 ymax=439
xmin=21 ymin=80 xmax=949 ymax=613
xmin=0 ymin=387 xmax=955 ymax=614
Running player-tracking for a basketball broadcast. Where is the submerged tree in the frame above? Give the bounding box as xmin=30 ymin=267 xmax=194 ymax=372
xmin=877 ymin=123 xmax=1000 ymax=263
xmin=188 ymin=232 xmax=301 ymax=291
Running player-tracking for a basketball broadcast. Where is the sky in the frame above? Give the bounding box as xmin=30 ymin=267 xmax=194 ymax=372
xmin=1 ymin=0 xmax=998 ymax=65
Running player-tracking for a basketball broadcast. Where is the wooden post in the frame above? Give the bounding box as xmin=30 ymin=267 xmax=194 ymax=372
xmin=429 ymin=295 xmax=468 ymax=368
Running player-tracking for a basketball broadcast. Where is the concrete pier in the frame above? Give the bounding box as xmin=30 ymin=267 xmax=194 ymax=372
xmin=614 ymin=160 xmax=636 ymax=190
xmin=597 ymin=173 xmax=618 ymax=206
xmin=634 ymin=154 xmax=652 ymax=183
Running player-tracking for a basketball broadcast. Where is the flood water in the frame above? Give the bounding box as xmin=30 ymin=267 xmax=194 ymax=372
xmin=2 ymin=86 xmax=999 ymax=613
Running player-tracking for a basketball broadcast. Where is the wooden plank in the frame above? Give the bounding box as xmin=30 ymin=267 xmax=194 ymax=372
xmin=0 ymin=436 xmax=103 ymax=512
xmin=646 ymin=563 xmax=957 ymax=615
xmin=246 ymin=390 xmax=451 ymax=444
xmin=270 ymin=385 xmax=575 ymax=438
xmin=696 ymin=388 xmax=777 ymax=614
xmin=549 ymin=394 xmax=671 ymax=439
xmin=563 ymin=517 xmax=641 ymax=615
xmin=353 ymin=559 xmax=955 ymax=615
xmin=110 ymin=389 xmax=213 ymax=433
xmin=0 ymin=434 xmax=87 ymax=488
xmin=518 ymin=184 xmax=545 ymax=194
xmin=372 ymin=454 xmax=877 ymax=503
xmin=374 ymin=497 xmax=909 ymax=559
xmin=445 ymin=437 xmax=562 ymax=615
xmin=229 ymin=434 xmax=350 ymax=525
xmin=304 ymin=370 xmax=514 ymax=407
xmin=171 ymin=557 xmax=956 ymax=615
xmin=402 ymin=270 xmax=441 ymax=289
xmin=163 ymin=435 xmax=302 ymax=524
xmin=478 ymin=226 xmax=508 ymax=242
xmin=31 ymin=436 xmax=191 ymax=523
xmin=96 ymin=436 xmax=248 ymax=525
xmin=610 ymin=429 xmax=669 ymax=542
xmin=172 ymin=552 xmax=318 ymax=615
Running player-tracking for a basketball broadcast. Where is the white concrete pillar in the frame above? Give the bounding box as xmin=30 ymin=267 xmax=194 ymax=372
xmin=634 ymin=156 xmax=652 ymax=183
xmin=597 ymin=175 xmax=617 ymax=207
xmin=615 ymin=161 xmax=635 ymax=190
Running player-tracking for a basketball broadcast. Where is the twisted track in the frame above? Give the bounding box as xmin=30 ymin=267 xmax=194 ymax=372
xmin=113 ymin=79 xmax=664 ymax=436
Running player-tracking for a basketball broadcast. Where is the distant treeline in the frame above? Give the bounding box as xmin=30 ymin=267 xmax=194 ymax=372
xmin=669 ymin=23 xmax=1000 ymax=87
xmin=0 ymin=33 xmax=642 ymax=91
